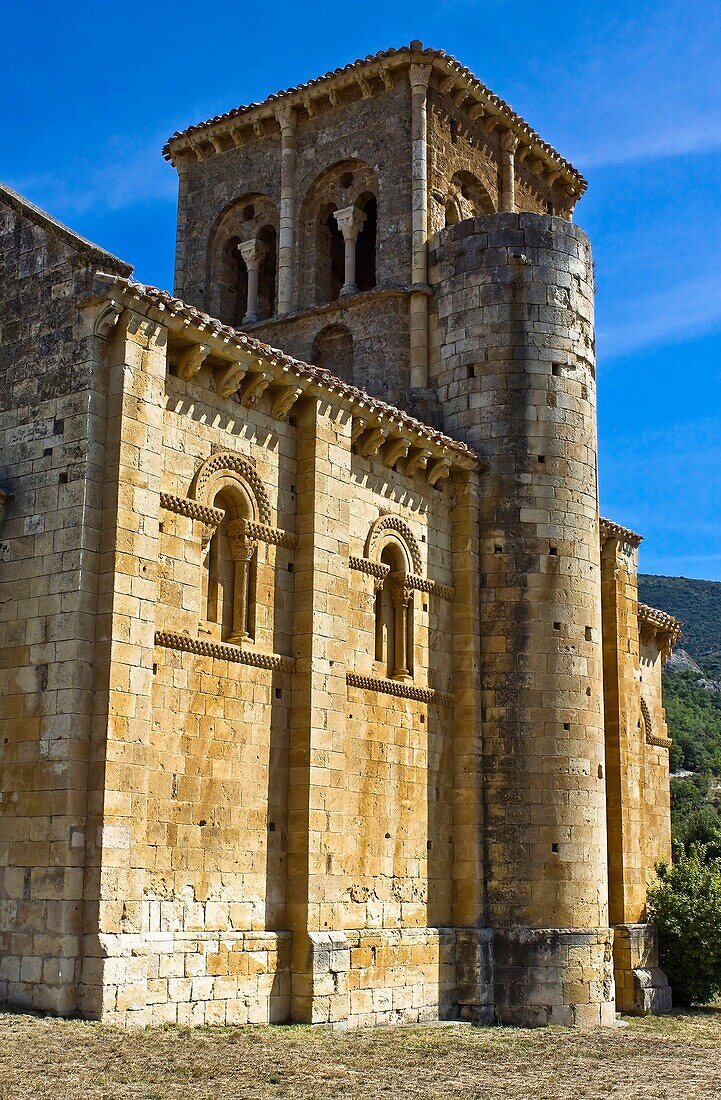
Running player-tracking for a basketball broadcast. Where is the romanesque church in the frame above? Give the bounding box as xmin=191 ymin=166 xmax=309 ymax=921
xmin=0 ymin=43 xmax=680 ymax=1028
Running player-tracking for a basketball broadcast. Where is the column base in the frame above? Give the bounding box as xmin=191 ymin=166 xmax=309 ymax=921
xmin=612 ymin=923 xmax=671 ymax=1015
xmin=492 ymin=927 xmax=616 ymax=1027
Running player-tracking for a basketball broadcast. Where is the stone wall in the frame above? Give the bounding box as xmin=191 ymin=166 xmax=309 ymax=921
xmin=428 ymin=212 xmax=614 ymax=1026
xmin=0 ymin=193 xmax=130 ymax=1013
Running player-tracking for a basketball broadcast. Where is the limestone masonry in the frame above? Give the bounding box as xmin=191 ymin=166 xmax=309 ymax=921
xmin=0 ymin=42 xmax=681 ymax=1027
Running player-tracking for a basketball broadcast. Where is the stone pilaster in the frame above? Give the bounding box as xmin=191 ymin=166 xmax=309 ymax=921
xmin=409 ymin=61 xmax=431 ymax=390
xmin=79 ymin=311 xmax=166 ymax=1022
xmin=287 ymin=397 xmax=353 ymax=1023
xmin=276 ymin=107 xmax=297 ymax=315
xmin=499 ymin=130 xmax=519 ymax=213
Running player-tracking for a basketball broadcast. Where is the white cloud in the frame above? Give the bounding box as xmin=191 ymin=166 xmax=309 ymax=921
xmin=598 ymin=274 xmax=721 ymax=359
xmin=10 ymin=135 xmax=176 ymax=217
xmin=576 ymin=119 xmax=721 ymax=169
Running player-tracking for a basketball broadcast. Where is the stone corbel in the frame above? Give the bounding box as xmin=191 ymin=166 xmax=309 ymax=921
xmin=240 ymin=370 xmax=273 ymax=407
xmin=303 ymin=95 xmax=316 ymax=117
xmin=253 ymin=120 xmax=264 ymax=139
xmin=439 ymin=76 xmax=455 ymax=95
xmin=546 ymin=168 xmax=562 ymax=187
xmin=94 ymin=300 xmax=123 ymax=339
xmin=453 ymin=87 xmax=468 ymax=108
xmin=468 ymin=103 xmax=486 ymax=121
xmin=405 ymin=448 xmax=431 ymax=477
xmin=484 ymin=114 xmax=500 ymax=134
xmin=229 ymin=126 xmax=243 ymax=147
xmin=209 ymin=134 xmax=223 ymax=154
xmin=379 ymin=64 xmax=394 ymax=90
xmin=270 ymin=384 xmax=303 ymax=421
xmin=351 ymin=417 xmax=367 ymax=444
xmin=216 ymin=359 xmax=249 ymax=399
xmin=176 ymin=343 xmax=210 ymax=380
xmin=384 ymin=437 xmax=410 ymax=468
xmin=356 ymin=74 xmax=372 ymax=98
xmin=358 ymin=426 xmax=389 ymax=458
xmin=329 ymin=89 xmax=339 ymax=108
xmin=189 ymin=140 xmax=204 ymax=162
xmin=427 ymin=457 xmax=452 ymax=486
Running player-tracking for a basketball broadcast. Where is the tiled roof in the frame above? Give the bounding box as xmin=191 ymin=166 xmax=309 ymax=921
xmin=638 ymin=603 xmax=683 ymax=644
xmin=96 ymin=275 xmax=481 ymax=465
xmin=162 ymin=42 xmax=585 ymax=189
xmin=0 ymin=181 xmax=133 ymax=276
xmin=599 ymin=517 xmax=643 ymax=547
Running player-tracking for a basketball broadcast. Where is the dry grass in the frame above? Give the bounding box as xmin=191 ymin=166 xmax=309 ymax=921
xmin=1 ymin=1009 xmax=720 ymax=1100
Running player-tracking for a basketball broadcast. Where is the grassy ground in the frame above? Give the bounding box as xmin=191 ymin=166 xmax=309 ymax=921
xmin=1 ymin=1010 xmax=720 ymax=1100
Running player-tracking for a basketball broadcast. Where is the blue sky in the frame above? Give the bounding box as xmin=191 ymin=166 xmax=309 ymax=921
xmin=3 ymin=1 xmax=720 ymax=578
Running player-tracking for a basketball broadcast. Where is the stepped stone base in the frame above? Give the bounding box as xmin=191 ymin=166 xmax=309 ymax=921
xmin=613 ymin=923 xmax=671 ymax=1015
xmin=492 ymin=927 xmax=616 ymax=1028
xmin=292 ymin=926 xmax=494 ymax=1028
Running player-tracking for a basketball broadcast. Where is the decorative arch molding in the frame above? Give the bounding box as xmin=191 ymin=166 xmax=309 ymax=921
xmin=190 ymin=451 xmax=272 ymax=526
xmin=365 ymin=515 xmax=423 ymax=575
xmin=640 ymin=697 xmax=652 ymax=740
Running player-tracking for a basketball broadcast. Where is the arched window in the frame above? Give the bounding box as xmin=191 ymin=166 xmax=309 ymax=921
xmin=316 ymin=203 xmax=345 ymax=304
xmin=207 ymin=194 xmax=278 ymax=324
xmin=444 ymin=171 xmax=495 ymax=228
xmin=311 ymin=324 xmax=353 ymax=380
xmin=204 ymin=488 xmax=257 ymax=644
xmin=219 ymin=236 xmax=248 ymax=327
xmin=374 ymin=542 xmax=413 ymax=680
xmin=256 ymin=223 xmax=277 ymax=320
xmin=355 ymin=193 xmax=377 ymax=292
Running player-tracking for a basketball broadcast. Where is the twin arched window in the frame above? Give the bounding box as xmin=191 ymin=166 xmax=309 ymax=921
xmin=374 ymin=542 xmax=414 ymax=680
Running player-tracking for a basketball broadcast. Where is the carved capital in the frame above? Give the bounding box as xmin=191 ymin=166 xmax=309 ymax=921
xmin=238 ymin=237 xmax=267 ymax=272
xmin=351 ymin=417 xmax=368 ymax=443
xmin=226 ymin=522 xmax=258 ymax=563
xmin=501 ymin=129 xmax=520 ymax=155
xmin=334 ymin=204 xmax=367 ymax=242
xmin=275 ymin=105 xmax=296 ymax=134
xmin=409 ymin=63 xmax=432 ymax=93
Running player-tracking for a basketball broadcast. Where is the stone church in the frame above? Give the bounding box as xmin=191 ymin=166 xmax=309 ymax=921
xmin=0 ymin=43 xmax=681 ymax=1028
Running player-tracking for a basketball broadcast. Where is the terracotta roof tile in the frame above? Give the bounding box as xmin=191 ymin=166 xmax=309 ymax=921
xmin=599 ymin=517 xmax=644 ymax=547
xmin=162 ymin=43 xmax=585 ymax=188
xmin=638 ymin=603 xmax=683 ymax=644
xmin=96 ymin=276 xmax=481 ymax=465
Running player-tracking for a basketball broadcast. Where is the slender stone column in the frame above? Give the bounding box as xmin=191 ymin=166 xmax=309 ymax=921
xmin=499 ymin=130 xmax=519 ymax=213
xmin=409 ymin=62 xmax=432 ymax=389
xmin=173 ymin=157 xmax=190 ymax=298
xmin=333 ymin=205 xmax=366 ymax=296
xmin=389 ymin=577 xmax=411 ymax=679
xmin=226 ymin=523 xmax=257 ymax=643
xmin=276 ymin=106 xmax=297 ymax=315
xmin=238 ymin=238 xmax=266 ymax=323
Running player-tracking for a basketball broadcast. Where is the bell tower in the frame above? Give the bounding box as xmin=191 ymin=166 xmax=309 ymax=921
xmin=164 ymin=42 xmax=583 ymax=420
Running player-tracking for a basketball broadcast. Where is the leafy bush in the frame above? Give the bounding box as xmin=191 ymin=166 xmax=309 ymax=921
xmin=648 ymin=854 xmax=721 ymax=1005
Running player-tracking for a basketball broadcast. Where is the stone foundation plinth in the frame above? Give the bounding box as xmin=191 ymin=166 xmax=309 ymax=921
xmin=613 ymin=923 xmax=671 ymax=1015
xmin=493 ymin=927 xmax=616 ymax=1027
xmin=292 ymin=927 xmax=494 ymax=1028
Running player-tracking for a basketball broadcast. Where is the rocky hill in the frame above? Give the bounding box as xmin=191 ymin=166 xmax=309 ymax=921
xmin=638 ymin=575 xmax=721 ymax=679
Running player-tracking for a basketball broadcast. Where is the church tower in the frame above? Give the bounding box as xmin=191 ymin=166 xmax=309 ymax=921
xmin=164 ymin=42 xmax=615 ymax=1026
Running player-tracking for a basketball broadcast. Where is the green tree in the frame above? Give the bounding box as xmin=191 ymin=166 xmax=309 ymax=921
xmin=647 ymin=855 xmax=721 ymax=1005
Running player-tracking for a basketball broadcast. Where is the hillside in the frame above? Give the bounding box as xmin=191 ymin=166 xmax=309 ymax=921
xmin=638 ymin=574 xmax=721 ymax=678
xmin=638 ymin=575 xmax=721 ymax=854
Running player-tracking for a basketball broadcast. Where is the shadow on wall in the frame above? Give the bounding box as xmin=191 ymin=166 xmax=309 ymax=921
xmin=311 ymin=324 xmax=354 ymax=381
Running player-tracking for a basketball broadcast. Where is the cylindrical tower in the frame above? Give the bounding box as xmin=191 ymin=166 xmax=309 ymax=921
xmin=429 ymin=212 xmax=614 ymax=1026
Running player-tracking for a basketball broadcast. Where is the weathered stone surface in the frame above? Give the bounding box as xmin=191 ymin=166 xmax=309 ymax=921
xmin=0 ymin=46 xmax=677 ymax=1028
